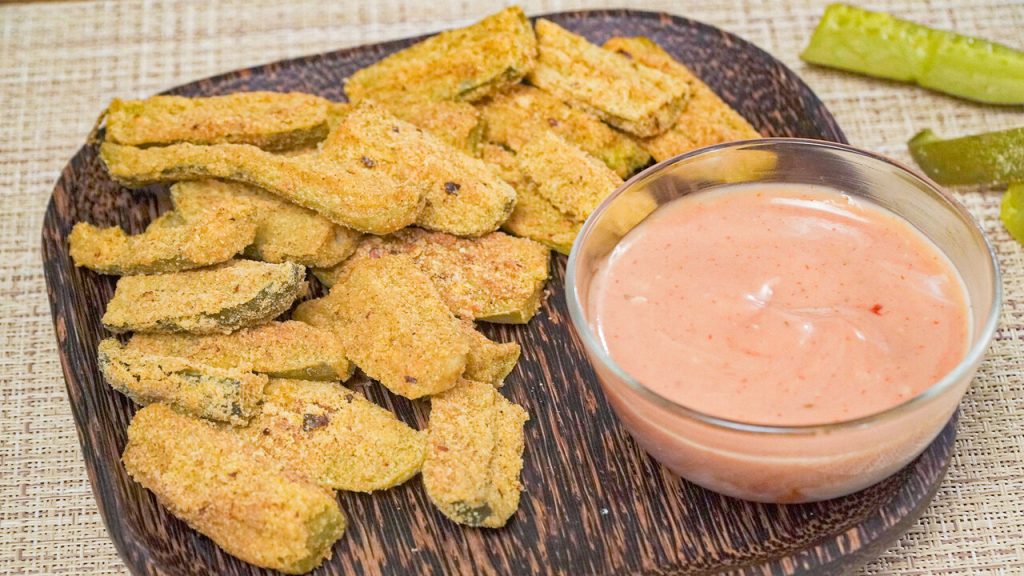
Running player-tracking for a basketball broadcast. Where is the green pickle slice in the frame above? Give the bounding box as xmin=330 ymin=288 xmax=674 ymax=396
xmin=1001 ymin=183 xmax=1024 ymax=244
xmin=908 ymin=127 xmax=1024 ymax=186
xmin=801 ymin=4 xmax=1024 ymax=105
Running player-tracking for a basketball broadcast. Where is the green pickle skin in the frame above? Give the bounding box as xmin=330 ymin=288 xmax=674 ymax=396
xmin=908 ymin=127 xmax=1024 ymax=186
xmin=801 ymin=4 xmax=1024 ymax=105
xmin=1001 ymin=183 xmax=1024 ymax=244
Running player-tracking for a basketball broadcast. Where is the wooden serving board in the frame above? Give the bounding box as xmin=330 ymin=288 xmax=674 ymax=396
xmin=41 ymin=10 xmax=956 ymax=576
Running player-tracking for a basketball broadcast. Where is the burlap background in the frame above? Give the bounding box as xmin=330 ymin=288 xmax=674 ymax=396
xmin=1 ymin=0 xmax=1021 ymax=574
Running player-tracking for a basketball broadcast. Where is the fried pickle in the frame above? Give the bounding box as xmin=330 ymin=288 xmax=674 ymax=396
xmin=528 ymin=19 xmax=688 ymax=138
xmin=99 ymin=338 xmax=267 ymax=425
xmin=102 ymin=259 xmax=305 ymax=335
xmin=171 ymin=180 xmax=361 ymax=268
xmin=604 ymin=36 xmax=760 ymax=161
xmin=423 ymin=378 xmax=528 ymax=528
xmin=314 ymin=228 xmax=550 ymax=323
xmin=299 ymin=255 xmax=468 ymax=399
xmin=516 ymin=130 xmax=623 ymax=222
xmin=463 ymin=322 xmax=520 ymax=387
xmin=477 ymin=85 xmax=650 ymax=178
xmin=323 ymin=103 xmax=515 ymax=237
xmin=100 ymin=141 xmax=422 ymax=234
xmin=384 ymin=100 xmax=484 ymax=155
xmin=104 ymin=92 xmax=330 ymax=152
xmin=69 ymin=195 xmax=258 ymax=275
xmin=480 ymin=143 xmax=581 ymax=254
xmin=248 ymin=379 xmax=426 ymax=492
xmin=344 ymin=6 xmax=537 ymax=104
xmin=126 ymin=320 xmax=351 ymax=381
xmin=123 ymin=404 xmax=346 ymax=574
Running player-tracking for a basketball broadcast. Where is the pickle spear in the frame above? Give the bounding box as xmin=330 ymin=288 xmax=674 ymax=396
xmin=908 ymin=127 xmax=1024 ymax=186
xmin=1001 ymin=183 xmax=1024 ymax=244
xmin=801 ymin=4 xmax=1024 ymax=105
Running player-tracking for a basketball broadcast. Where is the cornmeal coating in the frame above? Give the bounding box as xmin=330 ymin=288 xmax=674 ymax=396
xmin=171 ymin=180 xmax=361 ymax=268
xmin=104 ymin=92 xmax=330 ymax=152
xmin=463 ymin=322 xmax=520 ymax=387
xmin=99 ymin=338 xmax=267 ymax=425
xmin=69 ymin=196 xmax=258 ymax=275
xmin=345 ymin=6 xmax=536 ymax=104
xmin=299 ymin=255 xmax=468 ymax=399
xmin=100 ymin=141 xmax=422 ymax=234
xmin=515 ymin=130 xmax=623 ymax=221
xmin=527 ymin=19 xmax=689 ymax=138
xmin=314 ymin=228 xmax=550 ymax=324
xmin=480 ymin=143 xmax=581 ymax=255
xmin=604 ymin=37 xmax=760 ymax=161
xmin=423 ymin=378 xmax=528 ymax=528
xmin=477 ymin=85 xmax=650 ymax=178
xmin=247 ymin=379 xmax=426 ymax=492
xmin=123 ymin=404 xmax=346 ymax=574
xmin=323 ymin=103 xmax=515 ymax=237
xmin=384 ymin=100 xmax=484 ymax=155
xmin=102 ymin=259 xmax=305 ymax=335
xmin=127 ymin=320 xmax=352 ymax=381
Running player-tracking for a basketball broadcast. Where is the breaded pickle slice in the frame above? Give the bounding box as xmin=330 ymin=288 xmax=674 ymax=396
xmin=384 ymin=100 xmax=484 ymax=155
xmin=123 ymin=404 xmax=345 ymax=574
xmin=481 ymin=143 xmax=581 ymax=254
xmin=423 ymin=378 xmax=528 ymax=528
xmin=528 ymin=19 xmax=688 ymax=138
xmin=301 ymin=255 xmax=468 ymax=399
xmin=127 ymin=320 xmax=352 ymax=381
xmin=478 ymin=85 xmax=650 ymax=178
xmin=100 ymin=141 xmax=422 ymax=234
xmin=102 ymin=259 xmax=305 ymax=335
xmin=104 ymin=92 xmax=331 ymax=152
xmin=248 ymin=379 xmax=426 ymax=492
xmin=99 ymin=338 xmax=267 ymax=425
xmin=463 ymin=323 xmax=520 ymax=387
xmin=324 ymin=103 xmax=515 ymax=237
xmin=604 ymin=37 xmax=760 ymax=161
xmin=171 ymin=180 xmax=360 ymax=268
xmin=345 ymin=7 xmax=537 ymax=104
xmin=314 ymin=229 xmax=550 ymax=323
xmin=69 ymin=195 xmax=258 ymax=275
xmin=516 ymin=131 xmax=623 ymax=221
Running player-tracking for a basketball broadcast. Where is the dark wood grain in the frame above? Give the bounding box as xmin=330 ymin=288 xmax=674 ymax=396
xmin=41 ymin=10 xmax=954 ymax=576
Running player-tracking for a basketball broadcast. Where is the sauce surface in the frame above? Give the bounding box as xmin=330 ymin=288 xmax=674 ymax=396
xmin=589 ymin=184 xmax=970 ymax=426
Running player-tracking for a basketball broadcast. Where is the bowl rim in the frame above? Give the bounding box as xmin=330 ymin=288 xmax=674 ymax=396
xmin=565 ymin=137 xmax=1003 ymax=436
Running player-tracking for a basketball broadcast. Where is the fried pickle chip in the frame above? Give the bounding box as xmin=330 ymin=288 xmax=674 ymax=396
xmin=127 ymin=320 xmax=352 ymax=381
xmin=99 ymin=338 xmax=267 ymax=425
xmin=104 ymin=92 xmax=330 ymax=152
xmin=69 ymin=193 xmax=258 ymax=275
xmin=463 ymin=322 xmax=520 ymax=387
xmin=528 ymin=19 xmax=688 ymax=138
xmin=477 ymin=85 xmax=650 ymax=178
xmin=299 ymin=255 xmax=468 ymax=399
xmin=323 ymin=103 xmax=515 ymax=237
xmin=123 ymin=404 xmax=346 ymax=574
xmin=383 ymin=100 xmax=484 ymax=155
xmin=345 ymin=7 xmax=537 ymax=104
xmin=100 ymin=141 xmax=422 ymax=234
xmin=102 ymin=259 xmax=305 ymax=335
xmin=171 ymin=180 xmax=361 ymax=268
xmin=314 ymin=229 xmax=550 ymax=323
xmin=248 ymin=379 xmax=426 ymax=492
xmin=480 ymin=143 xmax=581 ymax=254
xmin=516 ymin=130 xmax=623 ymax=222
xmin=604 ymin=37 xmax=761 ymax=161
xmin=423 ymin=378 xmax=528 ymax=528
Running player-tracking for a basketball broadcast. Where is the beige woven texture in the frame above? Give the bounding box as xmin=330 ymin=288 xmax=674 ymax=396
xmin=1 ymin=0 xmax=1022 ymax=574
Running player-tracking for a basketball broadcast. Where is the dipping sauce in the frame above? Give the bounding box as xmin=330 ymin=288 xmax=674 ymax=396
xmin=590 ymin=184 xmax=970 ymax=426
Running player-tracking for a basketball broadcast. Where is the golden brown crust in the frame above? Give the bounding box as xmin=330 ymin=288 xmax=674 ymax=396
xmin=462 ymin=322 xmax=521 ymax=387
xmin=383 ymin=100 xmax=484 ymax=155
xmin=603 ymin=36 xmax=761 ymax=161
xmin=527 ymin=19 xmax=689 ymax=138
xmin=247 ymin=379 xmax=426 ymax=492
xmin=104 ymin=92 xmax=331 ymax=152
xmin=423 ymin=378 xmax=528 ymax=528
xmin=123 ymin=404 xmax=346 ymax=574
xmin=101 ymin=259 xmax=306 ymax=335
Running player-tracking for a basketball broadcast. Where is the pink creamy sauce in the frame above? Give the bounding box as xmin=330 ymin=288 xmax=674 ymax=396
xmin=590 ymin=184 xmax=970 ymax=426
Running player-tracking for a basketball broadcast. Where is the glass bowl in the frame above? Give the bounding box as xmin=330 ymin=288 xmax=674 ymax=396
xmin=565 ymin=138 xmax=1001 ymax=503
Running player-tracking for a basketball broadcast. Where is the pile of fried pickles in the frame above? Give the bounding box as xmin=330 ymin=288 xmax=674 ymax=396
xmin=72 ymin=6 xmax=757 ymax=573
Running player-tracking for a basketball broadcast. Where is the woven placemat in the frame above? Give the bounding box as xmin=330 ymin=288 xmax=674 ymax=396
xmin=1 ymin=0 xmax=1021 ymax=574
